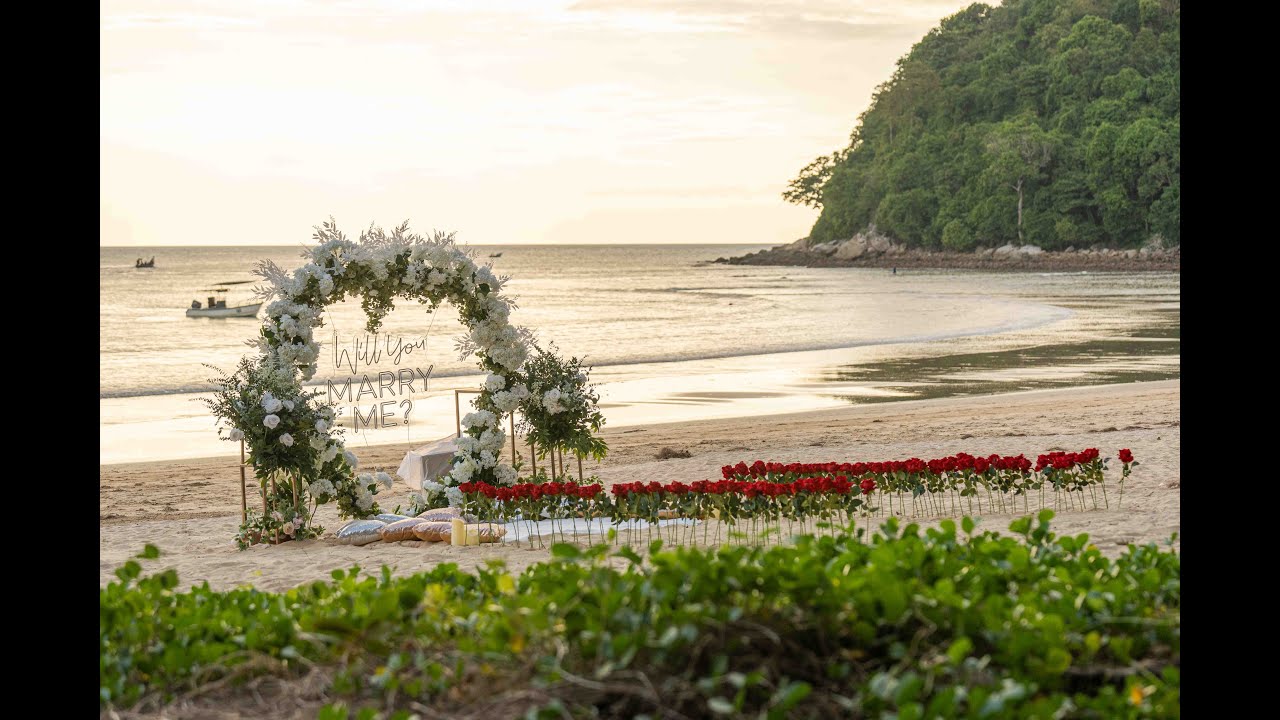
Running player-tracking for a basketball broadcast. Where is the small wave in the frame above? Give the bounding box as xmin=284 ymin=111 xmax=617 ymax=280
xmin=100 ymin=301 xmax=1073 ymax=400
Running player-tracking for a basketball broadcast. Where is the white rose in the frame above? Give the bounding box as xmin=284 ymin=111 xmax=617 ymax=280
xmin=282 ymin=399 xmax=296 ymax=412
xmin=261 ymin=392 xmax=283 ymax=413
xmin=315 ymin=419 xmax=328 ymax=433
xmin=228 ymin=428 xmax=244 ymax=442
xmin=263 ymin=414 xmax=281 ymax=429
xmin=279 ymin=433 xmax=294 ymax=447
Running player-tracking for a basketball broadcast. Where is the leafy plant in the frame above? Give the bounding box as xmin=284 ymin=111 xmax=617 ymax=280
xmin=101 ymin=514 xmax=1179 ymax=717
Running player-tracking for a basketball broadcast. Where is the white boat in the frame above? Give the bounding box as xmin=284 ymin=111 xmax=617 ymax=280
xmin=186 ymin=302 xmax=262 ymax=318
xmin=186 ymin=281 xmax=261 ymax=319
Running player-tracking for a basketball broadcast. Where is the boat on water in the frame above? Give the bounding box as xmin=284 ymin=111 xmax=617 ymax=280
xmin=186 ymin=280 xmax=262 ymax=318
xmin=136 ymin=257 xmax=156 ymax=268
xmin=489 ymin=252 xmax=502 ymax=258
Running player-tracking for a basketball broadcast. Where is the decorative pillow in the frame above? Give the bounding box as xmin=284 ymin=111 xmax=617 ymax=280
xmin=379 ymin=518 xmax=427 ymax=542
xmin=412 ymin=521 xmax=455 ymax=542
xmin=416 ymin=507 xmax=462 ymax=522
xmin=376 ymin=513 xmax=412 ymax=524
xmin=335 ymin=519 xmax=387 ymax=546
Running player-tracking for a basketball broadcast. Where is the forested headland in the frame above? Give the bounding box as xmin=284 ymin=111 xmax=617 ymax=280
xmin=782 ymin=0 xmax=1179 ymax=253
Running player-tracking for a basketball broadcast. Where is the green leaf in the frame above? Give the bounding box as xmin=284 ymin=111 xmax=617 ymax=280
xmin=946 ymin=637 xmax=973 ymax=665
xmin=550 ymin=543 xmax=581 ymax=560
xmin=136 ymin=544 xmax=161 ymax=560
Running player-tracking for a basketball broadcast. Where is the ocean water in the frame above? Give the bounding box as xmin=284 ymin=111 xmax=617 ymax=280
xmin=99 ymin=245 xmax=1178 ymax=464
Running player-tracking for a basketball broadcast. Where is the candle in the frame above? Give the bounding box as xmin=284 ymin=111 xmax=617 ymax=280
xmin=464 ymin=526 xmax=481 ymax=546
xmin=451 ymin=518 xmax=465 ymax=547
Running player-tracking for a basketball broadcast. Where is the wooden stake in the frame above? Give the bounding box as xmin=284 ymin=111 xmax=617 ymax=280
xmin=530 ymin=440 xmax=537 ymax=478
xmin=239 ymin=439 xmax=247 ymax=525
xmin=269 ymin=473 xmax=278 ymax=545
xmin=578 ymin=454 xmax=584 ymax=483
xmin=509 ymin=414 xmax=516 ymax=464
xmin=454 ymin=390 xmax=462 ymax=438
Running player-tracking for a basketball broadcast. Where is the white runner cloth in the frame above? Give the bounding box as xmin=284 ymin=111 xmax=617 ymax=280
xmin=495 ymin=517 xmax=698 ymax=543
xmin=396 ymin=435 xmax=459 ymax=490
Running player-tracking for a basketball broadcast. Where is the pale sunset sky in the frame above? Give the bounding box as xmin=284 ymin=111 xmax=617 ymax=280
xmin=101 ymin=0 xmax=972 ymax=246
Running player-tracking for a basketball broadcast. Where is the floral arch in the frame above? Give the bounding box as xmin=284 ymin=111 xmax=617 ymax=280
xmin=255 ymin=218 xmax=530 ymax=488
xmin=208 ymin=219 xmax=535 ymax=546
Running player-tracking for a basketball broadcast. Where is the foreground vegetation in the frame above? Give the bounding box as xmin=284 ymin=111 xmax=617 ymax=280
xmin=101 ymin=512 xmax=1179 ymax=718
xmin=788 ymin=0 xmax=1180 ymax=250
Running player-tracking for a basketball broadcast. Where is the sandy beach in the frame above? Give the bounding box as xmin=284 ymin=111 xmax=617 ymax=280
xmin=101 ymin=380 xmax=1179 ymax=592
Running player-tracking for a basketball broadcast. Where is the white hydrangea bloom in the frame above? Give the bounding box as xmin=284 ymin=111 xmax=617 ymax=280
xmin=445 ymin=486 xmax=464 ymax=507
xmin=461 ymin=410 xmax=497 ymax=430
xmin=542 ymin=389 xmax=564 ymax=414
xmin=315 ymin=419 xmax=328 ymax=432
xmin=374 ymin=471 xmax=394 ymax=489
xmin=494 ymin=464 xmax=517 ymax=486
xmin=484 ymin=373 xmax=506 ymax=392
xmin=321 ymin=444 xmax=339 ymax=463
xmin=344 ymin=450 xmax=359 ymax=468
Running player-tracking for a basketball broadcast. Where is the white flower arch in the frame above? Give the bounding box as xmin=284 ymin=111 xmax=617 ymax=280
xmin=254 ymin=219 xmax=528 ymax=488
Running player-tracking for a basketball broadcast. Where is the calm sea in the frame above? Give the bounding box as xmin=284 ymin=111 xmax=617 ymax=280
xmin=99 ymin=244 xmax=1178 ymax=463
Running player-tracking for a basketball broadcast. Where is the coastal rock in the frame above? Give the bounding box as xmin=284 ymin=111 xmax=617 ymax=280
xmin=780 ymin=237 xmax=810 ymax=252
xmin=1064 ymin=246 xmax=1076 ymax=253
xmin=834 ymin=237 xmax=868 ymax=260
xmin=1018 ymin=245 xmax=1044 ymax=256
xmin=993 ymin=243 xmax=1018 ymax=256
xmin=1124 ymin=249 xmax=1138 ymax=259
xmin=812 ymin=241 xmax=840 ymax=256
xmin=866 ymin=230 xmax=893 ymax=254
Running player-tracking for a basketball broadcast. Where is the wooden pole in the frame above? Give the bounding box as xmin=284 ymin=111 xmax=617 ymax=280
xmin=239 ymin=439 xmax=247 ymax=525
xmin=508 ymin=415 xmax=514 ymax=462
xmin=293 ymin=472 xmax=300 ymax=517
xmin=578 ymin=454 xmax=584 ymax=483
xmin=454 ymin=390 xmax=462 ymax=438
xmin=269 ymin=473 xmax=278 ymax=545
xmin=530 ymin=440 xmax=537 ymax=479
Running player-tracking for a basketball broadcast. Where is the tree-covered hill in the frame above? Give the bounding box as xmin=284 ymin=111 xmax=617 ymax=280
xmin=787 ymin=0 xmax=1179 ymax=250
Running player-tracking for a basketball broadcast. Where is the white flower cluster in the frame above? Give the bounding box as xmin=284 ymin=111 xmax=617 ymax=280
xmin=308 ymin=478 xmax=336 ymax=498
xmin=491 ymin=383 xmax=530 ymax=413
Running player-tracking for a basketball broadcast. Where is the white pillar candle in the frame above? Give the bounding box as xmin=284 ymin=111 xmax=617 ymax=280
xmin=451 ymin=518 xmax=465 ymax=546
xmin=464 ymin=526 xmax=481 ymax=546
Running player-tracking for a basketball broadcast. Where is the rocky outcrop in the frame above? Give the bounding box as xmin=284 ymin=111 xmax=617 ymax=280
xmin=717 ymin=232 xmax=1181 ymax=272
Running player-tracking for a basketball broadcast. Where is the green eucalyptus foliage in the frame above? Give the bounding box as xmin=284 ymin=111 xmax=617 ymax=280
xmin=102 ymin=514 xmax=1178 ymax=717
xmin=791 ymin=0 xmax=1179 ymax=249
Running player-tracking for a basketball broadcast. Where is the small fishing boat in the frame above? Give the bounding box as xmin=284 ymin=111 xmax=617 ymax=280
xmin=186 ymin=281 xmax=262 ymax=318
xmin=489 ymin=252 xmax=502 ymax=258
xmin=135 ymin=257 xmax=156 ymax=268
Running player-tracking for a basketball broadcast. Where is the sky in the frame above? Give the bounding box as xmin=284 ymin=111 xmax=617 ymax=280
xmin=101 ymin=0 xmax=973 ymax=246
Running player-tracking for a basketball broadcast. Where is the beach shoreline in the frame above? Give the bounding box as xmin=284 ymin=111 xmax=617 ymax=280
xmin=101 ymin=380 xmax=1180 ymax=591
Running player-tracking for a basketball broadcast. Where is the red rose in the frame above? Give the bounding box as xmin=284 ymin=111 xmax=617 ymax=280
xmin=1118 ymin=449 xmax=1134 ymax=463
xmin=860 ymin=477 xmax=876 ymax=495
